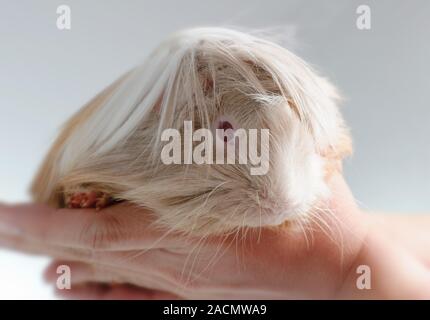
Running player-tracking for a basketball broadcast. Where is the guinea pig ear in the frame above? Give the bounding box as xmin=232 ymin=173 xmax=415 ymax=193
xmin=201 ymin=74 xmax=214 ymax=96
xmin=197 ymin=65 xmax=215 ymax=98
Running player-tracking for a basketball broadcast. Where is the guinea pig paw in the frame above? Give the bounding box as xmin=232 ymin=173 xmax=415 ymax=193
xmin=95 ymin=193 xmax=111 ymax=210
xmin=66 ymin=191 xmax=111 ymax=210
xmin=67 ymin=192 xmax=85 ymax=209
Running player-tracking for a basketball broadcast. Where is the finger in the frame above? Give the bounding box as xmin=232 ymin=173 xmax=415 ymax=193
xmin=44 ymin=260 xmax=104 ymax=284
xmin=44 ymin=260 xmax=186 ymax=296
xmin=54 ymin=282 xmax=180 ymax=300
xmin=373 ymin=214 xmax=430 ymax=267
xmin=0 ymin=233 xmax=92 ymax=261
xmin=3 ymin=232 xmax=226 ymax=300
xmin=44 ymin=260 xmax=136 ymax=286
xmin=0 ymin=202 xmax=188 ymax=251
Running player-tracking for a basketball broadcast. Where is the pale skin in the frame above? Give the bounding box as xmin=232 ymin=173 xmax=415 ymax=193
xmin=0 ymin=173 xmax=429 ymax=299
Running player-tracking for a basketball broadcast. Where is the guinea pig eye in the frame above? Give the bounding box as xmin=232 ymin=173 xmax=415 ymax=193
xmin=218 ymin=120 xmax=233 ymax=132
xmin=217 ymin=120 xmax=235 ymax=143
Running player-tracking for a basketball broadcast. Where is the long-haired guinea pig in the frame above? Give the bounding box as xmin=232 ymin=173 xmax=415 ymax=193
xmin=31 ymin=27 xmax=352 ymax=236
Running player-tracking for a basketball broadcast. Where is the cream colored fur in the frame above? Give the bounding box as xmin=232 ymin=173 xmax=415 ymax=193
xmin=32 ymin=27 xmax=352 ymax=236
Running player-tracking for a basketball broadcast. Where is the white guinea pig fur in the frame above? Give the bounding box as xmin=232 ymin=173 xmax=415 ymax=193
xmin=31 ymin=27 xmax=352 ymax=236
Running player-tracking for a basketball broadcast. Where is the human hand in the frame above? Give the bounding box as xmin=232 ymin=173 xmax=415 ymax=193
xmin=0 ymin=173 xmax=429 ymax=299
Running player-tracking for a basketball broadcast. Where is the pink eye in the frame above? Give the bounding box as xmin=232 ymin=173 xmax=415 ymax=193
xmin=217 ymin=120 xmax=234 ymax=142
xmin=218 ymin=120 xmax=233 ymax=131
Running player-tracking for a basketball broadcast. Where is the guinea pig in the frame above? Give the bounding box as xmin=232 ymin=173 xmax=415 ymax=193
xmin=31 ymin=27 xmax=352 ymax=236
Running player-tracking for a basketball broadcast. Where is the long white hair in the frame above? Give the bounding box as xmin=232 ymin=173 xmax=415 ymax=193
xmin=32 ymin=27 xmax=351 ymax=235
